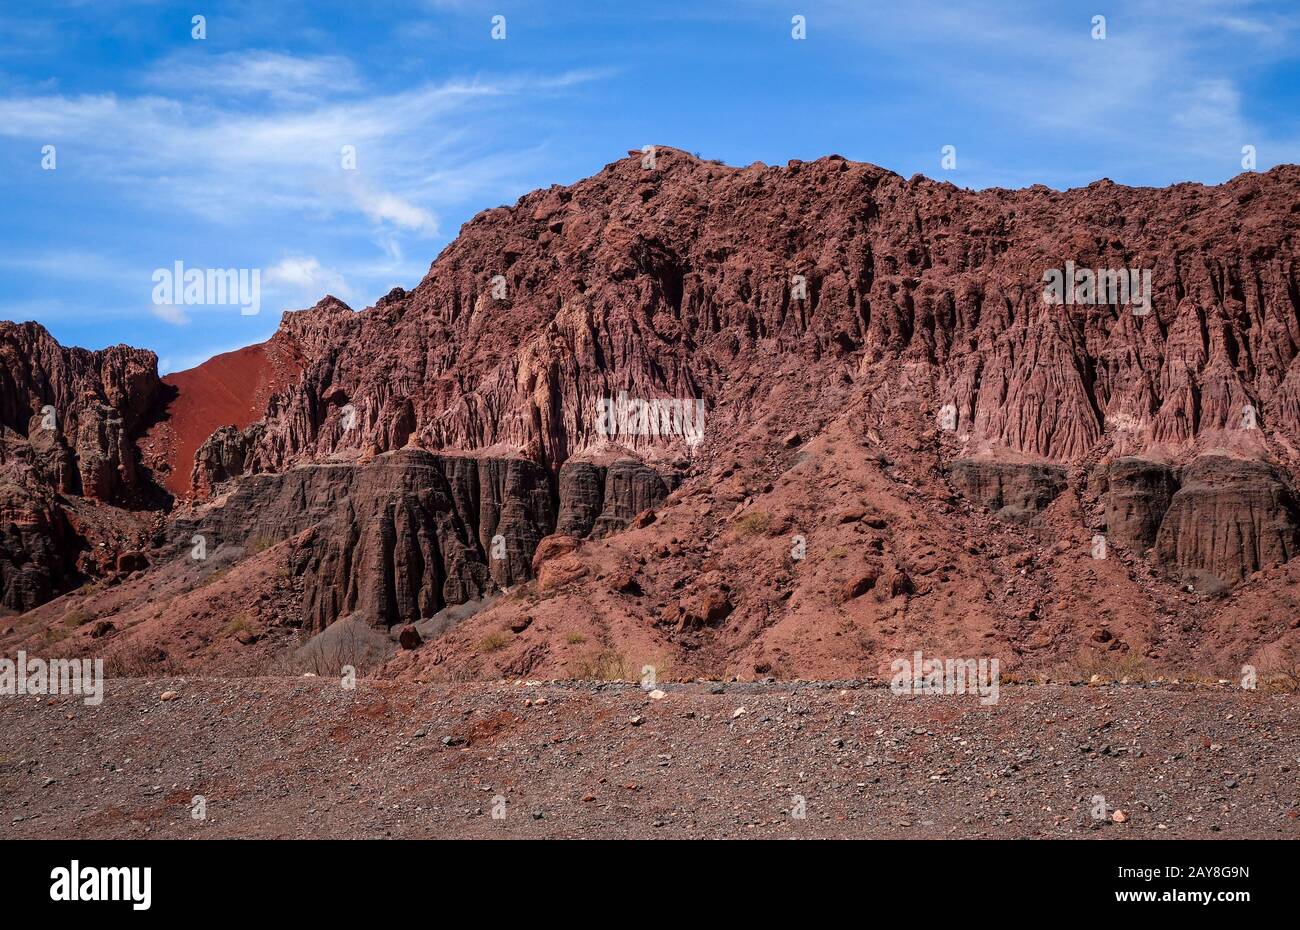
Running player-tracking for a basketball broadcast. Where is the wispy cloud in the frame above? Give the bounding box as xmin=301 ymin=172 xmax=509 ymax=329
xmin=0 ymin=250 xmax=142 ymax=287
xmin=811 ymin=0 xmax=1300 ymax=185
xmin=143 ymin=50 xmax=361 ymax=101
xmin=150 ymin=302 xmax=191 ymax=326
xmin=0 ymin=42 xmax=609 ymax=358
xmin=265 ymin=255 xmax=354 ymax=305
xmin=348 ymin=183 xmax=438 ymax=235
xmin=0 ymin=61 xmax=605 ymax=235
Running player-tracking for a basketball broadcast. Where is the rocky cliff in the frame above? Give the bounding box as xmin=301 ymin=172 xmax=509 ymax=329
xmin=190 ymin=148 xmax=1300 ymax=594
xmin=0 ymin=322 xmax=162 ymax=609
xmin=169 ymin=449 xmax=677 ymax=631
xmin=4 ymin=149 xmax=1300 ymax=680
xmin=0 ymin=321 xmax=160 ymax=501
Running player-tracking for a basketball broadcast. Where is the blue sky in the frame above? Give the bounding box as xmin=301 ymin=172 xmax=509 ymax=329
xmin=1 ymin=0 xmax=1297 ymax=373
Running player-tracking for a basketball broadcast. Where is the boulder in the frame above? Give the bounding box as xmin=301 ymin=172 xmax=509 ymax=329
xmin=398 ymin=624 xmax=423 ymax=650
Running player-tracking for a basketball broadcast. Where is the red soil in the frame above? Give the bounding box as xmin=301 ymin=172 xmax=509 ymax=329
xmin=138 ymin=342 xmax=300 ymax=497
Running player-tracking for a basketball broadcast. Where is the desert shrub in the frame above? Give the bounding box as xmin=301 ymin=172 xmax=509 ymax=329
xmin=295 ymin=619 xmax=388 ymax=678
xmin=569 ymin=649 xmax=674 ymax=682
xmin=1248 ymin=649 xmax=1298 ymax=693
xmin=60 ymin=608 xmax=91 ymax=628
xmin=103 ymin=642 xmax=182 ymax=678
xmin=199 ymin=567 xmax=228 ymax=587
xmin=734 ymin=511 xmax=770 ymax=537
xmin=1059 ymin=648 xmax=1149 ymax=682
xmin=221 ymin=613 xmax=254 ymax=637
xmin=477 ymin=630 xmax=511 ymax=654
xmin=569 ymin=648 xmax=629 ymax=681
xmin=638 ymin=655 xmax=674 ymax=684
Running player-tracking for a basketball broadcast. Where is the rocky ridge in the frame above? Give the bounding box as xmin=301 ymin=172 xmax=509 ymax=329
xmin=3 ymin=149 xmax=1300 ymax=680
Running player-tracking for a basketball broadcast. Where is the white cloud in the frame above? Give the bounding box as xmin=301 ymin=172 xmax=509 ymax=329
xmin=1173 ymin=79 xmax=1246 ymax=141
xmin=144 ymin=50 xmax=360 ymax=101
xmin=265 ymin=256 xmax=353 ymax=303
xmin=0 ymin=61 xmax=605 ymax=240
xmin=350 ymin=185 xmax=438 ymax=234
xmin=150 ymin=303 xmax=191 ymax=326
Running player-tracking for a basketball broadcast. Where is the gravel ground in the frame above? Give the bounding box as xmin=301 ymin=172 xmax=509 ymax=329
xmin=1 ymin=678 xmax=1297 ymax=839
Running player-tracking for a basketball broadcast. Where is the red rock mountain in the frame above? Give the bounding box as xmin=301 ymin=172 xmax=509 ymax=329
xmin=3 ymin=148 xmax=1299 ymax=681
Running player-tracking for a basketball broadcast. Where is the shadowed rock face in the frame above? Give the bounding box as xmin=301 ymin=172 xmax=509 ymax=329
xmin=595 ymin=459 xmax=681 ymax=535
xmin=1105 ymin=458 xmax=1178 ymax=552
xmin=0 ymin=468 xmax=78 ymax=612
xmin=0 ymin=323 xmax=160 ymax=507
xmin=555 ymin=461 xmax=605 ymax=537
xmin=556 ymin=459 xmax=679 ymax=538
xmin=176 ymin=451 xmax=520 ymax=629
xmin=948 ymin=459 xmax=1068 ymax=522
xmin=0 ymin=323 xmax=161 ymax=609
xmin=175 ymin=449 xmax=676 ymax=630
xmin=191 ymin=425 xmax=257 ymax=498
xmin=1154 ymin=456 xmax=1300 ymax=590
xmin=287 ymin=455 xmax=496 ymax=631
xmin=74 ymin=403 xmax=140 ymax=501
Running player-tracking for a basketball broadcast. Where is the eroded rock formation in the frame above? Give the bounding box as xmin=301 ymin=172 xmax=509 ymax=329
xmin=555 ymin=458 xmax=679 ymax=538
xmin=0 ymin=462 xmax=78 ymax=612
xmin=1153 ymin=456 xmax=1299 ymax=590
xmin=0 ymin=322 xmax=161 ymax=608
xmin=174 ymin=448 xmax=677 ymax=630
xmin=1104 ymin=457 xmax=1178 ymax=552
xmin=948 ymin=459 xmax=1068 ymax=522
xmin=4 ymin=150 xmax=1300 ymax=677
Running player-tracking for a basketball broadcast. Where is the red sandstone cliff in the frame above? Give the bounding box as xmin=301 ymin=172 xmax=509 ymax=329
xmin=4 ymin=149 xmax=1300 ymax=680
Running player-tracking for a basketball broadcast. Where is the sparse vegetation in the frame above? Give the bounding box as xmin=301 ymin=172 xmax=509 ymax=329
xmin=297 ymin=622 xmax=379 ymax=678
xmin=641 ymin=655 xmax=674 ymax=683
xmin=1257 ymin=671 xmax=1298 ymax=693
xmin=564 ymin=632 xmax=587 ymax=645
xmin=477 ymin=630 xmax=511 ymax=653
xmin=734 ymin=510 xmax=770 ymax=537
xmin=1249 ymin=647 xmax=1299 ymax=693
xmin=570 ymin=648 xmax=628 ymax=681
xmin=60 ymin=608 xmax=90 ymax=628
xmin=1059 ymin=648 xmax=1149 ymax=683
xmin=199 ymin=567 xmax=228 ymax=587
xmin=103 ymin=642 xmax=181 ymax=678
xmin=221 ymin=613 xmax=254 ymax=637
